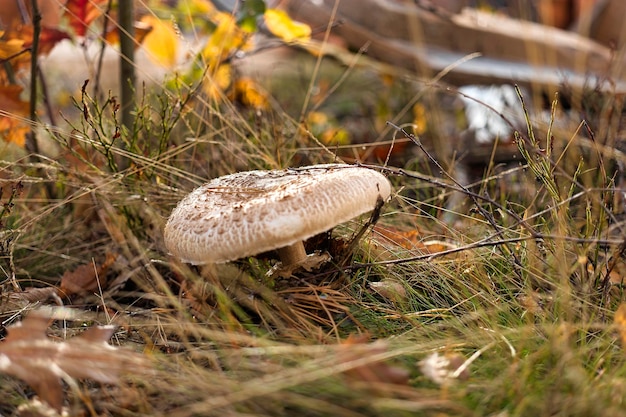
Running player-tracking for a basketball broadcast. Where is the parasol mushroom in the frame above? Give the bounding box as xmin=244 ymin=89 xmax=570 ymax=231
xmin=164 ymin=164 xmax=392 ymax=276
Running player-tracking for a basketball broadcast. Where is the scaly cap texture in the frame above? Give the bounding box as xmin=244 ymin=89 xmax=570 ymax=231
xmin=164 ymin=164 xmax=392 ymax=264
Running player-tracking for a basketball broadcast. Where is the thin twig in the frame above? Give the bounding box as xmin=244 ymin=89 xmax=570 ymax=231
xmin=385 ymin=122 xmax=526 ymax=278
xmin=94 ymin=0 xmax=115 ymax=101
xmin=118 ymin=0 xmax=136 ymax=171
xmin=26 ymin=0 xmax=41 ymax=157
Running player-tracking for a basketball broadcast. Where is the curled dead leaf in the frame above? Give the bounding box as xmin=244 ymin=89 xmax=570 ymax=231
xmin=0 ymin=308 xmax=151 ymax=411
xmin=338 ymin=334 xmax=410 ymax=386
xmin=58 ymin=253 xmax=117 ymax=298
xmin=369 ymin=280 xmax=407 ymax=304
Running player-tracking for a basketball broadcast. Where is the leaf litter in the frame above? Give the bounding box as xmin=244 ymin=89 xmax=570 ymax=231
xmin=0 ymin=307 xmax=151 ymax=412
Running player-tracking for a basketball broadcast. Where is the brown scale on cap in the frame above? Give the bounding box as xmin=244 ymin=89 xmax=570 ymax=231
xmin=164 ymin=164 xmax=392 ymax=275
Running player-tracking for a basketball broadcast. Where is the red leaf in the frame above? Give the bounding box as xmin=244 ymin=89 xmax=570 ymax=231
xmin=36 ymin=26 xmax=71 ymax=54
xmin=64 ymin=0 xmax=107 ymax=37
xmin=4 ymin=25 xmax=69 ymax=58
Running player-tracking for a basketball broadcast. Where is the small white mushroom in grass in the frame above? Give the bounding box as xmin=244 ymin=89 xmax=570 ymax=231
xmin=164 ymin=164 xmax=392 ymax=276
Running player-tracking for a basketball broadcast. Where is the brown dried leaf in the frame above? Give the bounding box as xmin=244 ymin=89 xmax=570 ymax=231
xmin=0 ymin=287 xmax=61 ymax=318
xmin=369 ymin=280 xmax=407 ymax=305
xmin=0 ymin=308 xmax=150 ymax=411
xmin=372 ymin=225 xmax=456 ymax=254
xmin=58 ymin=253 xmax=117 ymax=298
xmin=338 ymin=334 xmax=410 ymax=386
xmin=9 ymin=287 xmax=59 ymax=305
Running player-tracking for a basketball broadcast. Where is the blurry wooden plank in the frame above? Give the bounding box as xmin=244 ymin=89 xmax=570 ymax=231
xmin=285 ymin=0 xmax=625 ymax=92
xmin=573 ymin=0 xmax=626 ymax=49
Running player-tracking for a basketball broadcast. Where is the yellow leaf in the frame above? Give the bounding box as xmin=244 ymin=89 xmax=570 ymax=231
xmin=202 ymin=12 xmax=252 ymax=67
xmin=232 ymin=78 xmax=268 ymax=109
xmin=307 ymin=111 xmax=328 ymax=125
xmin=203 ymin=64 xmax=231 ymax=100
xmin=264 ymin=9 xmax=311 ymax=43
xmin=412 ymin=103 xmax=428 ymax=135
xmin=321 ymin=127 xmax=350 ymax=146
xmin=0 ymin=37 xmax=24 ymax=60
xmin=140 ymin=15 xmax=179 ymax=68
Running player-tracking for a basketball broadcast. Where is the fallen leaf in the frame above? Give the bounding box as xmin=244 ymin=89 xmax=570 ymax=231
xmin=9 ymin=287 xmax=59 ymax=305
xmin=0 ymin=308 xmax=150 ymax=411
xmin=58 ymin=254 xmax=117 ymax=298
xmin=369 ymin=280 xmax=407 ymax=305
xmin=372 ymin=225 xmax=456 ymax=253
xmin=264 ymin=9 xmax=311 ymax=43
xmin=338 ymin=334 xmax=410 ymax=386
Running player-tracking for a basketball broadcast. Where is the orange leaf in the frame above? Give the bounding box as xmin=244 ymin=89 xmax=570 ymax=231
xmin=0 ymin=34 xmax=24 ymax=60
xmin=373 ymin=225 xmax=456 ymax=253
xmin=0 ymin=118 xmax=29 ymax=147
xmin=230 ymin=77 xmax=269 ymax=109
xmin=614 ymin=303 xmax=626 ymax=346
xmin=0 ymin=85 xmax=29 ymax=115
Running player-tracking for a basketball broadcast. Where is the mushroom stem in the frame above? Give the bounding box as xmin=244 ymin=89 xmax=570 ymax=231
xmin=276 ymin=242 xmax=308 ymax=267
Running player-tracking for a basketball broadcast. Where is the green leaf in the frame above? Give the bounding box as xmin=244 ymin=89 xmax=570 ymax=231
xmin=238 ymin=0 xmax=266 ymax=32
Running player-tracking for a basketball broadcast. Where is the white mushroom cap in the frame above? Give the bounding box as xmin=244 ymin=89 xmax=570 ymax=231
xmin=164 ymin=164 xmax=392 ymax=265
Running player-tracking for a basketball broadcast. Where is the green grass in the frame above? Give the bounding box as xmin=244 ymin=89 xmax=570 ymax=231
xmin=3 ymin=20 xmax=626 ymax=417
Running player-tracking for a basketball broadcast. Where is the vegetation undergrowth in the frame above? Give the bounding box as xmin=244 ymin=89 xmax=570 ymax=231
xmin=2 ymin=1 xmax=626 ymax=416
